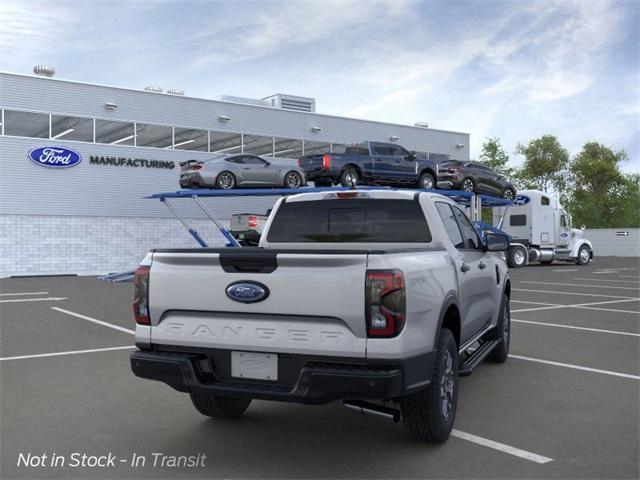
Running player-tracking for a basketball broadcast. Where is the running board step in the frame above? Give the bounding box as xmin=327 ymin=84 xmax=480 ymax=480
xmin=458 ymin=339 xmax=500 ymax=376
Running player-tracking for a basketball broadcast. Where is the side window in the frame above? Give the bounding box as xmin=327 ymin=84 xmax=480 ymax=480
xmin=561 ymin=214 xmax=567 ymax=227
xmin=391 ymin=145 xmax=410 ymax=157
xmin=451 ymin=207 xmax=481 ymax=250
xmin=510 ymin=215 xmax=527 ymax=226
xmin=226 ymin=156 xmax=244 ymax=164
xmin=242 ymin=155 xmax=267 ymax=165
xmin=435 ymin=203 xmax=464 ymax=249
xmin=541 ymin=196 xmax=550 ymax=206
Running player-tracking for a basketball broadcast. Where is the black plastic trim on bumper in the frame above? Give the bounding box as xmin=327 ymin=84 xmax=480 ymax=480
xmin=130 ymin=350 xmax=434 ymax=404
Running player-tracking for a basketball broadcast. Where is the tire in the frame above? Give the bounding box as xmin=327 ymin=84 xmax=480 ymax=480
xmin=216 ymin=171 xmax=236 ymax=189
xmin=340 ymin=167 xmax=359 ymax=187
xmin=503 ymin=188 xmax=516 ymax=201
xmin=576 ymin=245 xmax=591 ymax=265
xmin=418 ymin=172 xmax=435 ymax=190
xmin=461 ymin=177 xmax=475 ymax=192
xmin=190 ymin=393 xmax=251 ymax=419
xmin=400 ymin=329 xmax=458 ymax=443
xmin=507 ymin=245 xmax=527 ymax=268
xmin=487 ymin=294 xmax=510 ymax=363
xmin=284 ymin=170 xmax=303 ymax=189
xmin=540 ymin=260 xmax=553 ymax=265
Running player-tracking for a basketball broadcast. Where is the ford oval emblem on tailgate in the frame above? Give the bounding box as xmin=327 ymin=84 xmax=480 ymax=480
xmin=226 ymin=281 xmax=269 ymax=303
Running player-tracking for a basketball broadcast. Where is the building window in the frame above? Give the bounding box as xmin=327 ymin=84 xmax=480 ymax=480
xmin=243 ymin=134 xmax=274 ymax=156
xmin=273 ymin=137 xmax=303 ymax=159
xmin=210 ymin=131 xmax=243 ymax=154
xmin=95 ymin=119 xmax=135 ymax=145
xmin=173 ymin=127 xmax=208 ymax=151
xmin=303 ymin=140 xmax=331 ymax=155
xmin=51 ymin=114 xmax=93 ymax=142
xmin=135 ymin=123 xmax=173 ymax=148
xmin=3 ymin=110 xmax=49 ymax=138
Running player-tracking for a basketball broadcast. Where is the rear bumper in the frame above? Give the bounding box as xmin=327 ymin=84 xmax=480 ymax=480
xmin=131 ymin=348 xmax=434 ymax=404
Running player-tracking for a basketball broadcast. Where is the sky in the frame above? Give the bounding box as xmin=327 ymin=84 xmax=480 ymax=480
xmin=1 ymin=0 xmax=638 ymax=172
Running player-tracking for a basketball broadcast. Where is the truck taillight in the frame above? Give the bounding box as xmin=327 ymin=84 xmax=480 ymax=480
xmin=365 ymin=270 xmax=405 ymax=338
xmin=322 ymin=154 xmax=332 ymax=171
xmin=133 ymin=265 xmax=150 ymax=325
xmin=248 ymin=215 xmax=259 ymax=229
xmin=192 ymin=165 xmax=202 ymax=170
xmin=448 ymin=167 xmax=460 ymax=173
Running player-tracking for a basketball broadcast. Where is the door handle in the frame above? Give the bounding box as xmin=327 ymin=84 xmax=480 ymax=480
xmin=479 ymin=262 xmax=487 ymax=269
xmin=242 ymin=167 xmax=251 ymax=170
xmin=460 ymin=263 xmax=470 ymax=273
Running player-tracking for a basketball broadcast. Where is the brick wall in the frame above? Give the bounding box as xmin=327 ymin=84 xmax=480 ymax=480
xmin=0 ymin=215 xmax=228 ymax=277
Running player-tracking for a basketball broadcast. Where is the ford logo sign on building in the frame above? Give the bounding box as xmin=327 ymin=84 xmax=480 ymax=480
xmin=28 ymin=146 xmax=82 ymax=168
xmin=226 ymin=281 xmax=269 ymax=303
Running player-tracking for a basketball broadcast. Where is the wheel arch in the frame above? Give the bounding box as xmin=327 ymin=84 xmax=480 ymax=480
xmin=342 ymin=163 xmax=362 ymax=177
xmin=436 ymin=295 xmax=461 ymax=349
xmin=419 ymin=167 xmax=436 ymax=179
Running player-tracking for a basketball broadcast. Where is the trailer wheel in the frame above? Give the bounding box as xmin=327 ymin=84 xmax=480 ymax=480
xmin=507 ymin=245 xmax=527 ymax=268
xmin=576 ymin=245 xmax=591 ymax=265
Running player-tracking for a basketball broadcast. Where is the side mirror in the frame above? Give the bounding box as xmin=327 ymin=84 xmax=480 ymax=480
xmin=263 ymin=161 xmax=270 ymax=167
xmin=485 ymin=233 xmax=509 ymax=252
xmin=407 ymin=151 xmax=417 ymax=161
xmin=581 ymin=225 xmax=586 ymax=231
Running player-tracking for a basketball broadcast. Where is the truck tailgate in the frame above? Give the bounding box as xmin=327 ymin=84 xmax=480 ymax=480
xmin=148 ymin=250 xmax=368 ymax=357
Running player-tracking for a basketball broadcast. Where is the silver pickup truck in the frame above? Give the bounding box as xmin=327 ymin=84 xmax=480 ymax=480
xmin=131 ymin=189 xmax=511 ymax=442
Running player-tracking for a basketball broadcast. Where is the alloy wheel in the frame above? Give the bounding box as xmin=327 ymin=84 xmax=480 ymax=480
xmin=462 ymin=179 xmax=474 ymax=192
xmin=440 ymin=350 xmax=455 ymax=419
xmin=286 ymin=172 xmax=302 ymax=188
xmin=218 ymin=172 xmax=235 ymax=189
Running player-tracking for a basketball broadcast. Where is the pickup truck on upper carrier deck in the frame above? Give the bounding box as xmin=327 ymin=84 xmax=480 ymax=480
xmin=130 ymin=189 xmax=511 ymax=442
xmin=298 ymin=141 xmax=439 ymax=190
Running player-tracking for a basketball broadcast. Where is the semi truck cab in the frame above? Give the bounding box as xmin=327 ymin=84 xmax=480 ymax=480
xmin=493 ymin=190 xmax=593 ymax=267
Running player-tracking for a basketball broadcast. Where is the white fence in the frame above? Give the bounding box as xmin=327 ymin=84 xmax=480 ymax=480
xmin=584 ymin=228 xmax=640 ymax=257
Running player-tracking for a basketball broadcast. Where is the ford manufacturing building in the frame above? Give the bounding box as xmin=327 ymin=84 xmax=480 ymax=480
xmin=0 ymin=69 xmax=470 ymax=278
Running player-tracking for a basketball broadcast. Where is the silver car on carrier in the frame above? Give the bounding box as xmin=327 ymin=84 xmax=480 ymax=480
xmin=180 ymin=154 xmax=306 ymax=189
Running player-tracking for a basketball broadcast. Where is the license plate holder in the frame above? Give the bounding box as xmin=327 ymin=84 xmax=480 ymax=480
xmin=231 ymin=351 xmax=278 ymax=381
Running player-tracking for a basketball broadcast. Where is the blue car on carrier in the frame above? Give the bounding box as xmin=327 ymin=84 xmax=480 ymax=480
xmin=298 ymin=141 xmax=439 ymax=189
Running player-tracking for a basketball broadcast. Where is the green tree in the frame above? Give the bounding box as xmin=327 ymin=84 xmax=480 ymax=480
xmin=515 ymin=135 xmax=569 ymax=192
xmin=479 ymin=137 xmax=512 ymax=176
xmin=565 ymin=142 xmax=638 ymax=228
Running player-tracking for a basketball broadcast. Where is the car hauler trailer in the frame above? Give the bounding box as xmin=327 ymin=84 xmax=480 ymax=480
xmin=492 ymin=189 xmax=593 ymax=268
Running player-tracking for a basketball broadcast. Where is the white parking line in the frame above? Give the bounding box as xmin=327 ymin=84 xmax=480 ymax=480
xmin=572 ymin=278 xmax=640 ymax=284
xmin=575 ymin=306 xmax=640 ymax=315
xmin=510 ymin=300 xmax=561 ymax=306
xmin=552 ymin=269 xmax=579 ymax=272
xmin=512 ymin=319 xmax=640 ymax=337
xmin=511 ymin=297 xmax=640 ymax=313
xmin=513 ymin=288 xmax=637 ymax=299
xmin=512 ymin=305 xmax=569 ymax=313
xmin=0 ymin=345 xmax=135 ymax=362
xmin=620 ymin=275 xmax=640 ymax=279
xmin=0 ymin=297 xmax=67 ymax=304
xmin=51 ymin=307 xmax=135 ymax=335
xmin=451 ymin=429 xmax=553 ymax=464
xmin=0 ymin=291 xmax=49 ymax=296
xmin=510 ymin=355 xmax=640 ymax=380
xmin=520 ymin=281 xmax=640 ymax=291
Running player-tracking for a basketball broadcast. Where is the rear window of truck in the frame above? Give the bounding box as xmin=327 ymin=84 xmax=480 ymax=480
xmin=267 ymin=199 xmax=431 ymax=243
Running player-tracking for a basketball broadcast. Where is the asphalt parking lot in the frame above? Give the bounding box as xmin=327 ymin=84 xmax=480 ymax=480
xmin=1 ymin=256 xmax=638 ymax=479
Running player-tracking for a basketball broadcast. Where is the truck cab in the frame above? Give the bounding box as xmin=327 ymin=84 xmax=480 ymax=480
xmin=493 ymin=190 xmax=593 ymax=267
